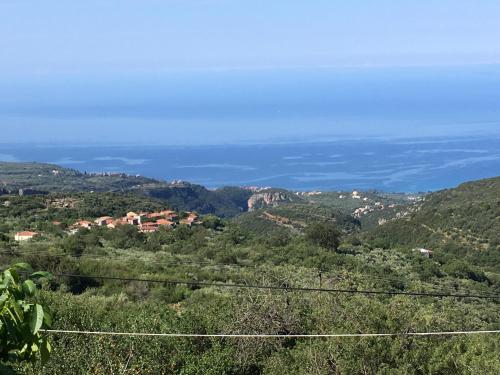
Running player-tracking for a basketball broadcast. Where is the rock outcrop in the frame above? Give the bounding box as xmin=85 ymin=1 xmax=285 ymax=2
xmin=247 ymin=190 xmax=299 ymax=211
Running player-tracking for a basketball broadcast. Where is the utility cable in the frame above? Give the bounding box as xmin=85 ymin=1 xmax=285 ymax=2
xmin=43 ymin=329 xmax=500 ymax=338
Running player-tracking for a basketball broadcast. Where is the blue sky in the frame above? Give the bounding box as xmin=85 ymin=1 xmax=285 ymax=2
xmin=1 ymin=0 xmax=500 ymax=144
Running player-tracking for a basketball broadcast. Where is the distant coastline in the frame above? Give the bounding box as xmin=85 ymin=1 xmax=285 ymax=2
xmin=1 ymin=136 xmax=499 ymax=193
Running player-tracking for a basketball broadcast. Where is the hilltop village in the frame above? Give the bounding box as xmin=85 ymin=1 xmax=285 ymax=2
xmin=14 ymin=209 xmax=201 ymax=241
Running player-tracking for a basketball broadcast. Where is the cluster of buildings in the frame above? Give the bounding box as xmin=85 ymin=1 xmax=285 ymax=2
xmin=68 ymin=210 xmax=200 ymax=234
xmin=84 ymin=172 xmax=139 ymax=178
xmin=14 ymin=210 xmax=201 ymax=241
xmin=296 ymin=191 xmax=323 ymax=197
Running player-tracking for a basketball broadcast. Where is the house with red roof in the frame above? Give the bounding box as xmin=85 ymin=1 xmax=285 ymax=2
xmin=156 ymin=219 xmax=175 ymax=228
xmin=15 ymin=231 xmax=39 ymax=241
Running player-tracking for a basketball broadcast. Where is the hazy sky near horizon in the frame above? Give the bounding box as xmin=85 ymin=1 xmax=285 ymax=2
xmin=2 ymin=0 xmax=500 ymax=74
xmin=1 ymin=1 xmax=500 ymax=144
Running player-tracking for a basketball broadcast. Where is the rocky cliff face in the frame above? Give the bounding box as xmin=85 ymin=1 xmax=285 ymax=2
xmin=247 ymin=190 xmax=299 ymax=211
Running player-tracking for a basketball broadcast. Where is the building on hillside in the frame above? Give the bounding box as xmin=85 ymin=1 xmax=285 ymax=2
xmin=67 ymin=220 xmax=93 ymax=235
xmin=166 ymin=213 xmax=178 ymax=220
xmin=147 ymin=212 xmax=164 ymax=219
xmin=94 ymin=216 xmax=114 ymax=226
xmin=161 ymin=210 xmax=176 ymax=216
xmin=415 ymin=248 xmax=434 ymax=258
xmin=74 ymin=220 xmax=93 ymax=230
xmin=78 ymin=220 xmax=93 ymax=229
xmin=107 ymin=221 xmax=117 ymax=229
xmin=15 ymin=231 xmax=39 ymax=241
xmin=125 ymin=212 xmax=141 ymax=226
xmin=179 ymin=219 xmax=192 ymax=227
xmin=352 ymin=190 xmax=361 ymax=199
xmin=156 ymin=219 xmax=175 ymax=228
xmin=140 ymin=222 xmax=159 ymax=233
xmin=187 ymin=213 xmax=199 ymax=221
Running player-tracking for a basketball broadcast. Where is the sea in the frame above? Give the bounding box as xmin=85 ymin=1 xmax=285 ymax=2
xmin=1 ymin=136 xmax=499 ymax=193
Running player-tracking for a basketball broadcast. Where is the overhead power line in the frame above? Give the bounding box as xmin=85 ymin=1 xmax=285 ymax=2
xmin=4 ymin=249 xmax=498 ymax=297
xmin=46 ymin=272 xmax=500 ymax=299
xmin=43 ymin=329 xmax=500 ymax=338
xmin=2 ymin=251 xmax=498 ymax=298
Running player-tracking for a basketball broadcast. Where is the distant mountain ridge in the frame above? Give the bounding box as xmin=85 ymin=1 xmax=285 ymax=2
xmin=0 ymin=161 xmax=255 ymax=217
xmin=0 ymin=162 xmax=156 ymax=193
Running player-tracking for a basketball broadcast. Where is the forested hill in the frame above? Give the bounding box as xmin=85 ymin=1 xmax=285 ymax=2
xmin=365 ymin=176 xmax=500 ymax=267
xmin=0 ymin=162 xmax=156 ymax=193
xmin=0 ymin=162 xmax=253 ymax=217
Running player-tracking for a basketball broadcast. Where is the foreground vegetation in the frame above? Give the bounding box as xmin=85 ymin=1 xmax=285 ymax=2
xmin=0 ymin=176 xmax=499 ymax=374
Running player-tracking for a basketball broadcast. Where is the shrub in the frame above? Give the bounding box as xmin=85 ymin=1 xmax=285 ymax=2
xmin=305 ymin=222 xmax=341 ymax=251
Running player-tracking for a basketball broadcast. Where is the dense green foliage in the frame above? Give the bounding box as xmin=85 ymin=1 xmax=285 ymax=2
xmin=305 ymin=222 xmax=341 ymax=251
xmin=0 ymin=264 xmax=52 ymax=372
xmin=366 ymin=177 xmax=500 ymax=248
xmin=0 ymin=171 xmax=499 ymax=373
xmin=142 ymin=185 xmax=253 ymax=217
xmin=234 ymin=203 xmax=360 ymax=237
xmin=365 ymin=177 xmax=500 ymax=277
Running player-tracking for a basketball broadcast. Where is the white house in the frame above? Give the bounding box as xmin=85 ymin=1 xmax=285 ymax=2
xmin=15 ymin=231 xmax=39 ymax=241
xmin=125 ymin=212 xmax=141 ymax=226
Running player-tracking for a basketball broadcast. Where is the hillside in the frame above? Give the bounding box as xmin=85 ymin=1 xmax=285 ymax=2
xmin=365 ymin=176 xmax=500 ymax=271
xmin=1 ymin=176 xmax=499 ymax=374
xmin=0 ymin=162 xmax=156 ymax=193
xmin=305 ymin=190 xmax=421 ymax=229
xmin=0 ymin=162 xmax=254 ymax=217
xmin=234 ymin=202 xmax=360 ymax=236
xmin=138 ymin=184 xmax=253 ymax=217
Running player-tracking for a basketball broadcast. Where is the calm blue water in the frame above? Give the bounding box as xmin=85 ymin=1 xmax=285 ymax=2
xmin=1 ymin=136 xmax=499 ymax=192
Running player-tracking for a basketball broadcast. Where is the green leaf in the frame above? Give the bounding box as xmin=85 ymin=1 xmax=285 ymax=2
xmin=22 ymin=279 xmax=37 ymax=297
xmin=30 ymin=304 xmax=44 ymax=335
xmin=11 ymin=301 xmax=24 ymax=322
xmin=30 ymin=271 xmax=53 ymax=280
xmin=43 ymin=309 xmax=53 ymax=328
xmin=0 ymin=292 xmax=8 ymax=308
xmin=40 ymin=339 xmax=51 ymax=365
xmin=12 ymin=263 xmax=33 ymax=272
xmin=2 ymin=270 xmax=15 ymax=287
xmin=19 ymin=343 xmax=28 ymax=354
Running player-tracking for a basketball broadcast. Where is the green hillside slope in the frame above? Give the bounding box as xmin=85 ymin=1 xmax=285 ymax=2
xmin=0 ymin=162 xmax=253 ymax=217
xmin=365 ymin=177 xmax=500 ymax=271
